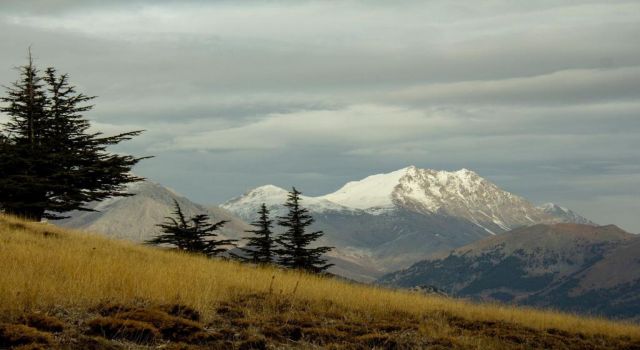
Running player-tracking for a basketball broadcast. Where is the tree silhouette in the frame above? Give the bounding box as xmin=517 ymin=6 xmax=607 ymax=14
xmin=276 ymin=187 xmax=333 ymax=273
xmin=234 ymin=203 xmax=276 ymax=264
xmin=147 ymin=200 xmax=236 ymax=257
xmin=0 ymin=52 xmax=146 ymax=221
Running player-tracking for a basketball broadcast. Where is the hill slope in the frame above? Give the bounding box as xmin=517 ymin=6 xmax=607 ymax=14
xmin=58 ymin=180 xmax=250 ymax=242
xmin=379 ymin=223 xmax=640 ymax=320
xmin=0 ymin=215 xmax=638 ymax=349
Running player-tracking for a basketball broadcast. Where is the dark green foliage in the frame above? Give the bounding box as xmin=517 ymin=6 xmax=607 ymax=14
xmin=234 ymin=203 xmax=276 ymax=264
xmin=275 ymin=187 xmax=333 ymax=273
xmin=0 ymin=53 xmax=146 ymax=221
xmin=147 ymin=200 xmax=236 ymax=257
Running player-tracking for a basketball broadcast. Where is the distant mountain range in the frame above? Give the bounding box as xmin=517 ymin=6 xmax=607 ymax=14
xmin=221 ymin=166 xmax=593 ymax=281
xmin=378 ymin=223 xmax=640 ymax=320
xmin=59 ymin=166 xmax=594 ymax=282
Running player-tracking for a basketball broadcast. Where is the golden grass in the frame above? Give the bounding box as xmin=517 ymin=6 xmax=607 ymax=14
xmin=1 ymin=214 xmax=638 ymax=341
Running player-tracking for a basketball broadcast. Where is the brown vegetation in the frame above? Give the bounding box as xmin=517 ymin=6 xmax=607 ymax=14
xmin=18 ymin=313 xmax=65 ymax=333
xmin=0 ymin=323 xmax=52 ymax=348
xmin=1 ymin=214 xmax=640 ymax=349
xmin=87 ymin=316 xmax=160 ymax=343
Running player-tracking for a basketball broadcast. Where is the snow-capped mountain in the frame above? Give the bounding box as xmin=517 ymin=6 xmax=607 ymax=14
xmin=320 ymin=167 xmax=409 ymax=211
xmin=323 ymin=166 xmax=556 ymax=234
xmin=58 ymin=180 xmax=250 ymax=242
xmin=222 ymin=184 xmax=356 ymax=221
xmin=221 ymin=166 xmax=594 ymax=281
xmin=538 ymin=203 xmax=594 ymax=225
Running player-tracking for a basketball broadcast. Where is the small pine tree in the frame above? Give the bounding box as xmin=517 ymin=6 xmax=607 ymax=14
xmin=275 ymin=187 xmax=333 ymax=273
xmin=147 ymin=200 xmax=237 ymax=257
xmin=234 ymin=203 xmax=276 ymax=264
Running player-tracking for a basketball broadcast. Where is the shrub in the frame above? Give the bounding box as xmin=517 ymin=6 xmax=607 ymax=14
xmin=0 ymin=323 xmax=53 ymax=348
xmin=19 ymin=313 xmax=65 ymax=333
xmin=159 ymin=304 xmax=201 ymax=322
xmin=113 ymin=309 xmax=203 ymax=341
xmin=87 ymin=317 xmax=159 ymax=344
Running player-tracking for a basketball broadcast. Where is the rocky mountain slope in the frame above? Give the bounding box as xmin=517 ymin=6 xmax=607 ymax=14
xmin=58 ymin=180 xmax=250 ymax=242
xmin=222 ymin=166 xmax=593 ymax=281
xmin=538 ymin=203 xmax=596 ymax=225
xmin=378 ymin=223 xmax=640 ymax=320
xmin=322 ymin=167 xmax=555 ymax=234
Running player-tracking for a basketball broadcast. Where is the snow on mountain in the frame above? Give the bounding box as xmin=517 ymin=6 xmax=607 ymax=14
xmin=322 ymin=166 xmax=557 ymax=233
xmin=538 ymin=203 xmax=595 ymax=225
xmin=393 ymin=167 xmax=553 ymax=233
xmin=224 ymin=167 xmax=592 ymax=233
xmin=221 ymin=184 xmax=357 ymax=222
xmin=220 ymin=166 xmax=595 ymax=281
xmin=321 ymin=167 xmax=410 ymax=210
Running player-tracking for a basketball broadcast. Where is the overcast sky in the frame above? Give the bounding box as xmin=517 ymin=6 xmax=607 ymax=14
xmin=1 ymin=1 xmax=639 ymax=232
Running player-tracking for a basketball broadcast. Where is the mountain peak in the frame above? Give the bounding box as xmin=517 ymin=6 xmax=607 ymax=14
xmin=321 ymin=167 xmax=413 ymax=210
xmin=249 ymin=184 xmax=289 ymax=195
xmin=221 ymin=183 xmax=355 ymax=221
xmin=538 ymin=202 xmax=595 ymax=225
xmin=540 ymin=202 xmax=568 ymax=211
xmin=223 ymin=184 xmax=289 ymax=208
xmin=321 ymin=166 xmax=488 ymax=212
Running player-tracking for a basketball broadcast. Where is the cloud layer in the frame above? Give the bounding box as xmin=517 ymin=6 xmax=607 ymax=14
xmin=0 ymin=1 xmax=639 ymax=231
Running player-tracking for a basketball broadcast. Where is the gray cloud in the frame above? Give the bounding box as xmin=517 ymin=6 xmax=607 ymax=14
xmin=388 ymin=67 xmax=640 ymax=106
xmin=0 ymin=0 xmax=639 ymax=232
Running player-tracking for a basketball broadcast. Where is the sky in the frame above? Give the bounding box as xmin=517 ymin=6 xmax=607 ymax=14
xmin=0 ymin=1 xmax=639 ymax=232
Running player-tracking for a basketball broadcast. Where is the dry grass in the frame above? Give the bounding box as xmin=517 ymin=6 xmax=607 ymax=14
xmin=1 ymin=214 xmax=639 ymax=348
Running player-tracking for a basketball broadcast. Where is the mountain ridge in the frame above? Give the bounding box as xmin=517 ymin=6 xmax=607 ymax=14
xmin=58 ymin=180 xmax=250 ymax=242
xmin=223 ymin=166 xmax=592 ymax=231
xmin=220 ymin=166 xmax=594 ymax=281
xmin=378 ymin=223 xmax=640 ymax=320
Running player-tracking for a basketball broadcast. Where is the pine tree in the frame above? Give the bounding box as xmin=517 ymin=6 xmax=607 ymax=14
xmin=234 ymin=203 xmax=276 ymax=264
xmin=0 ymin=52 xmax=147 ymax=221
xmin=275 ymin=187 xmax=333 ymax=273
xmin=147 ymin=200 xmax=237 ymax=257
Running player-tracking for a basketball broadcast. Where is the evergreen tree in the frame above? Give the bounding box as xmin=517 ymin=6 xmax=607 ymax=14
xmin=234 ymin=203 xmax=276 ymax=264
xmin=147 ymin=200 xmax=237 ymax=257
xmin=0 ymin=52 xmax=146 ymax=221
xmin=275 ymin=187 xmax=333 ymax=273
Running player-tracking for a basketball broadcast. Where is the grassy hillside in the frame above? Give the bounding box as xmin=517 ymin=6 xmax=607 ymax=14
xmin=1 ymin=215 xmax=639 ymax=349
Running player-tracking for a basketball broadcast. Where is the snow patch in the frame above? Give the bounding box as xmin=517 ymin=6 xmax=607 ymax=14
xmin=321 ymin=167 xmax=413 ymax=209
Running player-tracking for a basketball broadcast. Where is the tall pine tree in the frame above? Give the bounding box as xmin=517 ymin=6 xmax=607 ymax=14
xmin=147 ymin=200 xmax=237 ymax=257
xmin=234 ymin=203 xmax=276 ymax=264
xmin=276 ymin=187 xmax=333 ymax=273
xmin=0 ymin=52 xmax=146 ymax=221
